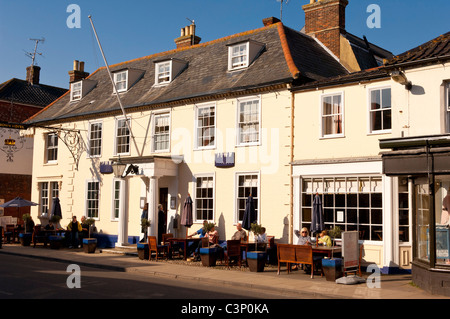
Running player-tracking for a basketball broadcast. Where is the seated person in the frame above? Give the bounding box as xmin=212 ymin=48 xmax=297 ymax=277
xmin=296 ymin=227 xmax=312 ymax=245
xmin=206 ymin=225 xmax=219 ymax=246
xmin=44 ymin=221 xmax=55 ymax=231
xmin=67 ymin=216 xmax=82 ymax=248
xmin=318 ymin=230 xmax=332 ymax=247
xmin=187 ymin=220 xmax=208 ymax=259
xmin=80 ymin=216 xmax=90 ymax=248
xmin=256 ymin=227 xmax=267 ymax=243
xmin=231 ymin=223 xmax=248 ymax=242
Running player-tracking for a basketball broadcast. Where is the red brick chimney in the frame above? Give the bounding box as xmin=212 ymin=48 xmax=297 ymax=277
xmin=303 ymin=0 xmax=348 ymax=58
xmin=174 ymin=23 xmax=201 ymax=49
xmin=68 ymin=60 xmax=89 ymax=83
xmin=26 ymin=65 xmax=40 ymax=85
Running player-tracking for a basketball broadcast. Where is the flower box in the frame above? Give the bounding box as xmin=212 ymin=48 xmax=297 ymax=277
xmin=200 ymin=247 xmax=218 ymax=267
xmin=137 ymin=243 xmax=149 ymax=260
xmin=247 ymin=251 xmax=267 ymax=272
xmin=83 ymin=238 xmax=97 ymax=254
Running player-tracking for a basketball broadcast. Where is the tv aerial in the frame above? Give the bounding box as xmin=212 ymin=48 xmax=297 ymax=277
xmin=24 ymin=37 xmax=45 ymax=66
xmin=276 ymin=0 xmax=290 ymax=21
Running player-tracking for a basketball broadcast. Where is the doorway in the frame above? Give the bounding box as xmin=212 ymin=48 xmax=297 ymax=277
xmin=158 ymin=187 xmax=168 ymax=242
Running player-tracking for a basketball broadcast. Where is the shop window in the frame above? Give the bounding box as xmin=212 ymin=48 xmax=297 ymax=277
xmin=301 ymin=176 xmax=383 ymax=241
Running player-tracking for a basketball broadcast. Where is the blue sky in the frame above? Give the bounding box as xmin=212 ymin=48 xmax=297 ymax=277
xmin=0 ymin=0 xmax=449 ymax=89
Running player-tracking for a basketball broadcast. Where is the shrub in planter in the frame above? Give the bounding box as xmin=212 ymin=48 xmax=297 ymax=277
xmin=19 ymin=232 xmax=32 ymax=246
xmin=137 ymin=243 xmax=149 ymax=260
xmin=83 ymin=238 xmax=97 ymax=253
xmin=247 ymin=251 xmax=267 ymax=272
xmin=83 ymin=218 xmax=97 ymax=253
xmin=49 ymin=235 xmax=64 ymax=250
xmin=200 ymin=247 xmax=218 ymax=267
xmin=322 ymin=257 xmax=343 ymax=282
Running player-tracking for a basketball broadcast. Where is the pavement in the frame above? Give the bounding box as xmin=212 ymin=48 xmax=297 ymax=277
xmin=0 ymin=243 xmax=448 ymax=300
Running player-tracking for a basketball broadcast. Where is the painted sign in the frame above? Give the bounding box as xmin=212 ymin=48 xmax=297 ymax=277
xmin=215 ymin=152 xmax=235 ymax=168
xmin=342 ymin=231 xmax=359 ymax=269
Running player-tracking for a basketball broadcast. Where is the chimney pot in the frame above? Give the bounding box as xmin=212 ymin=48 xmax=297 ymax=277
xmin=262 ymin=17 xmax=281 ymax=26
xmin=174 ymin=24 xmax=201 ymax=49
xmin=69 ymin=60 xmax=89 ymax=83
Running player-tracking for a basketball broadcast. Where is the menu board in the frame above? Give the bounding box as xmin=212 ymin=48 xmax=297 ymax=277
xmin=342 ymin=231 xmax=359 ymax=268
xmin=436 ymin=227 xmax=450 ymax=259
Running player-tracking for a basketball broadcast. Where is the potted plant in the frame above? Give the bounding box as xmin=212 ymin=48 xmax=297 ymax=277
xmin=82 ymin=218 xmax=97 ymax=253
xmin=19 ymin=214 xmax=33 ymax=246
xmin=200 ymin=222 xmax=218 ymax=267
xmin=321 ymin=226 xmax=343 ymax=281
xmin=247 ymin=223 xmax=267 ymax=272
xmin=137 ymin=218 xmax=151 ymax=260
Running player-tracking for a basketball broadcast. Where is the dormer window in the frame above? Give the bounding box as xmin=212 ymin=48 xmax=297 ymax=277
xmin=227 ymin=40 xmax=265 ymax=71
xmin=71 ymin=82 xmax=82 ymax=101
xmin=70 ymin=79 xmax=97 ymax=102
xmin=112 ymin=68 xmax=145 ymax=93
xmin=114 ymin=70 xmax=128 ymax=92
xmin=154 ymin=59 xmax=188 ymax=86
xmin=156 ymin=62 xmax=171 ymax=84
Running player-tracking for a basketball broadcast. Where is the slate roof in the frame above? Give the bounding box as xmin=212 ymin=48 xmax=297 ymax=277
xmin=385 ymin=31 xmax=450 ymax=67
xmin=27 ymin=22 xmax=348 ymax=125
xmin=0 ymin=78 xmax=67 ymax=107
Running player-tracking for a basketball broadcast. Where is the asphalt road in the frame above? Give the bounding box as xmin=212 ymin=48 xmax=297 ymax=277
xmin=0 ymin=253 xmax=296 ymax=300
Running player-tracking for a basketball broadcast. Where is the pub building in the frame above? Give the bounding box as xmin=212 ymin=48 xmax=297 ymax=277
xmin=381 ymin=134 xmax=450 ymax=296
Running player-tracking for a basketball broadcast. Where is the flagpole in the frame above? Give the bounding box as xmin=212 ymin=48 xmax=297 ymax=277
xmin=88 ymin=15 xmax=141 ymax=157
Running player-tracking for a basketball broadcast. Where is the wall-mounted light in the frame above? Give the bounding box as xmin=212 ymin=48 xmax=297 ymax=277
xmin=391 ymin=70 xmax=412 ymax=90
xmin=112 ymin=157 xmax=139 ymax=178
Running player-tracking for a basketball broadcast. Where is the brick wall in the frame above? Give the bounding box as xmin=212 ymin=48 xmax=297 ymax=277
xmin=303 ymin=0 xmax=348 ymax=58
xmin=0 ymin=173 xmax=32 ymax=219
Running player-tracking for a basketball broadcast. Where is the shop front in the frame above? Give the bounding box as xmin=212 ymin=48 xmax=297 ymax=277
xmin=381 ymin=134 xmax=450 ymax=296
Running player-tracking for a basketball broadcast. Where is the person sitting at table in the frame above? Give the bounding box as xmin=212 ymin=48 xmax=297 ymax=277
xmin=318 ymin=230 xmax=332 ymax=247
xmin=187 ymin=220 xmax=208 ymax=260
xmin=257 ymin=227 xmax=267 ymax=243
xmin=67 ymin=216 xmax=82 ymax=248
xmin=231 ymin=223 xmax=248 ymax=242
xmin=44 ymin=221 xmax=55 ymax=231
xmin=206 ymin=225 xmax=219 ymax=246
xmin=296 ymin=227 xmax=312 ymax=245
xmin=79 ymin=216 xmax=90 ymax=248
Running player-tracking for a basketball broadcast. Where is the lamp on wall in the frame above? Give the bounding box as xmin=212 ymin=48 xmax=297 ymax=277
xmin=391 ymin=70 xmax=412 ymax=90
xmin=112 ymin=157 xmax=139 ymax=178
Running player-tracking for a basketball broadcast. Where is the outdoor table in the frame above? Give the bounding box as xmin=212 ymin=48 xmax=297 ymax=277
xmin=167 ymin=238 xmax=201 ymax=260
xmin=312 ymin=246 xmax=341 ymax=258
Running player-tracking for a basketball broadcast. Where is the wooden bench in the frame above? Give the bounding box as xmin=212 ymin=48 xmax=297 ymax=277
xmin=277 ymin=244 xmax=321 ymax=279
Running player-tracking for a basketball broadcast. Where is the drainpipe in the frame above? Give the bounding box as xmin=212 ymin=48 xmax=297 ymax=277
xmin=289 ymin=89 xmax=295 ymax=244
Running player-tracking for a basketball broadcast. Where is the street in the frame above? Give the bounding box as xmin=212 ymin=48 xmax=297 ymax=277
xmin=0 ymin=253 xmax=296 ymax=300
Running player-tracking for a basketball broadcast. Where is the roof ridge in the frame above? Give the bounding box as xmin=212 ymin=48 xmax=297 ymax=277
xmin=104 ymin=23 xmax=279 ymax=70
xmin=276 ymin=23 xmax=301 ymax=79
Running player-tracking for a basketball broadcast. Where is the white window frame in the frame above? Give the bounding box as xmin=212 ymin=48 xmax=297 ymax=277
xmin=236 ymin=96 xmax=261 ymax=146
xmin=152 ymin=112 xmax=171 ymax=152
xmin=46 ymin=133 xmax=58 ymax=163
xmin=235 ymin=171 xmax=260 ymax=224
xmin=70 ymin=81 xmax=82 ymax=101
xmin=155 ymin=61 xmax=172 ymax=85
xmin=320 ymin=92 xmax=344 ymax=138
xmin=88 ymin=120 xmax=102 ymax=157
xmin=193 ymin=173 xmax=215 ymax=222
xmin=195 ymin=102 xmax=216 ymax=150
xmin=446 ymin=82 xmax=450 ymax=111
xmin=114 ymin=70 xmax=128 ymax=93
xmin=229 ymin=42 xmax=249 ymax=70
xmin=85 ymin=179 xmax=100 ymax=220
xmin=39 ymin=181 xmax=59 ymax=216
xmin=111 ymin=178 xmax=124 ymax=221
xmin=368 ymin=86 xmax=392 ymax=134
xmin=114 ymin=117 xmax=131 ymax=156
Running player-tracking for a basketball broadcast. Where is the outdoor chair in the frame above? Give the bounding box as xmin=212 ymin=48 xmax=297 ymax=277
xmin=163 ymin=233 xmax=180 ymax=258
xmin=148 ymin=236 xmax=168 ymax=261
xmin=5 ymin=224 xmax=17 ymax=243
xmin=223 ymin=240 xmax=242 ymax=269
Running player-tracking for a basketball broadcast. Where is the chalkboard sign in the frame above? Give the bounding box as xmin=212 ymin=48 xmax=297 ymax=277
xmin=436 ymin=227 xmax=450 ymax=259
xmin=342 ymin=231 xmax=359 ymax=269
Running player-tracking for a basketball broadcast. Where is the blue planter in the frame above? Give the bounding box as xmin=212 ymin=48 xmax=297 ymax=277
xmin=200 ymin=247 xmax=218 ymax=267
xmin=49 ymin=236 xmax=64 ymax=249
xmin=19 ymin=233 xmax=32 ymax=246
xmin=322 ymin=258 xmax=343 ymax=281
xmin=83 ymin=238 xmax=97 ymax=253
xmin=247 ymin=251 xmax=267 ymax=272
xmin=137 ymin=243 xmax=149 ymax=260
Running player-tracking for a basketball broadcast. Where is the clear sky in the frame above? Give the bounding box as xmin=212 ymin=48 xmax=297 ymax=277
xmin=0 ymin=0 xmax=449 ymax=89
